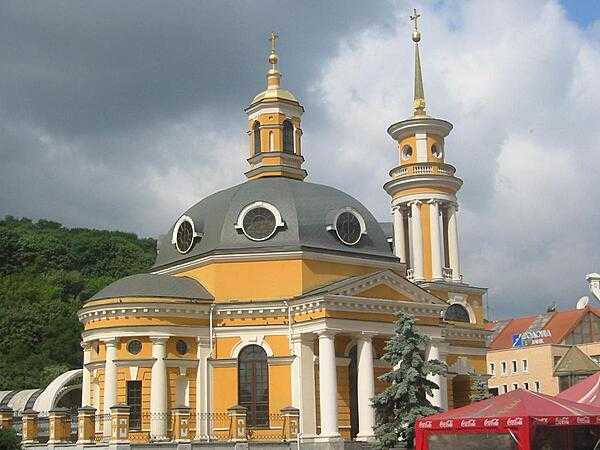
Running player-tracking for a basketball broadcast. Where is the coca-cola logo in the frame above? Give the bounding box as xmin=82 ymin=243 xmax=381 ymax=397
xmin=507 ymin=417 xmax=523 ymax=427
xmin=460 ymin=419 xmax=477 ymax=428
xmin=555 ymin=417 xmax=570 ymax=425
xmin=577 ymin=417 xmax=590 ymax=425
xmin=419 ymin=421 xmax=433 ymax=429
xmin=484 ymin=418 xmax=499 ymax=427
xmin=534 ymin=417 xmax=549 ymax=424
xmin=439 ymin=420 xmax=454 ymax=428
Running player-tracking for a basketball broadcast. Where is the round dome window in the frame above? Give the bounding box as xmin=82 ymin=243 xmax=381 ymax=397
xmin=243 ymin=207 xmax=277 ymax=241
xmin=127 ymin=339 xmax=142 ymax=355
xmin=175 ymin=219 xmax=195 ymax=254
xmin=176 ymin=339 xmax=188 ymax=355
xmin=335 ymin=211 xmax=363 ymax=246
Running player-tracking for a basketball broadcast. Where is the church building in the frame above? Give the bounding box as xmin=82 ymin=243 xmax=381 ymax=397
xmin=74 ymin=16 xmax=489 ymax=447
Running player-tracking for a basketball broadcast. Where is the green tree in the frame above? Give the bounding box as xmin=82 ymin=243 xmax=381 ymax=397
xmin=0 ymin=217 xmax=156 ymax=390
xmin=0 ymin=428 xmax=20 ymax=450
xmin=372 ymin=312 xmax=446 ymax=449
xmin=470 ymin=374 xmax=492 ymax=402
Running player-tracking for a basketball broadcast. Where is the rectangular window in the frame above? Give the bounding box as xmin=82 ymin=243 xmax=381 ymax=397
xmin=501 ymin=361 xmax=507 ymax=375
xmin=512 ymin=360 xmax=517 ymax=373
xmin=535 ymin=381 xmax=540 ymax=392
xmin=522 ymin=359 xmax=528 ymax=372
xmin=489 ymin=363 xmax=495 ymax=375
xmin=512 ymin=383 xmax=518 ymax=391
xmin=126 ymin=380 xmax=142 ymax=430
xmin=524 ymin=382 xmax=529 ymax=390
xmin=503 ymin=384 xmax=508 ymax=393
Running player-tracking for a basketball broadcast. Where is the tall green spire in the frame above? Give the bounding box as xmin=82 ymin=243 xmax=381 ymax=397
xmin=410 ymin=9 xmax=427 ymax=117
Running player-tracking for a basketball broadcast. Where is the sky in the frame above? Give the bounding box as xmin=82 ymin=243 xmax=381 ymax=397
xmin=1 ymin=0 xmax=599 ymax=319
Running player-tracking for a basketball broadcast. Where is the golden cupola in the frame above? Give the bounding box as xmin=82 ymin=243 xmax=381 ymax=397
xmin=384 ymin=10 xmax=464 ymax=285
xmin=244 ymin=32 xmax=306 ymax=181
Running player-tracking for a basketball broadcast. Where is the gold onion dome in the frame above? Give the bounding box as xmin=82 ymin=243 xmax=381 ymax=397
xmin=251 ymin=32 xmax=299 ymax=104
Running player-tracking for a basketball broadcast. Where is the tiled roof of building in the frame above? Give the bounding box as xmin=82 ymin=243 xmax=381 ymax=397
xmin=489 ymin=307 xmax=600 ymax=350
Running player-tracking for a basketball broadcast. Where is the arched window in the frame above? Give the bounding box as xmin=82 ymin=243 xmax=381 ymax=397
xmin=444 ymin=304 xmax=470 ymax=323
xmin=238 ymin=345 xmax=269 ymax=427
xmin=282 ymin=120 xmax=294 ymax=154
xmin=253 ymin=122 xmax=261 ymax=155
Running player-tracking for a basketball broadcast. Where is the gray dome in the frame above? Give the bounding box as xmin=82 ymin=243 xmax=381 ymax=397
xmin=88 ymin=274 xmax=213 ymax=302
xmin=153 ymin=178 xmax=396 ymax=271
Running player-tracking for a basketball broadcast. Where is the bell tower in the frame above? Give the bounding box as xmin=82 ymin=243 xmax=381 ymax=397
xmin=244 ymin=32 xmax=306 ymax=181
xmin=384 ymin=10 xmax=464 ymax=286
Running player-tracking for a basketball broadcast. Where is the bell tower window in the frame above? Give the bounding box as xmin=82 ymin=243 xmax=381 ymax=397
xmin=253 ymin=122 xmax=261 ymax=155
xmin=283 ymin=120 xmax=294 ymax=154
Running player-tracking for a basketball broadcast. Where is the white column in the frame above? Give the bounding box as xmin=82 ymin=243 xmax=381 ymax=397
xmin=356 ymin=334 xmax=376 ymax=442
xmin=317 ymin=330 xmax=340 ymax=440
xmin=447 ymin=203 xmax=462 ymax=282
xmin=291 ymin=334 xmax=317 ymax=438
xmin=426 ymin=341 xmax=448 ymax=410
xmin=81 ymin=342 xmax=92 ymax=407
xmin=102 ymin=338 xmax=118 ymax=439
xmin=392 ymin=206 xmax=406 ymax=263
xmin=429 ymin=200 xmax=443 ymax=281
xmin=150 ymin=336 xmax=169 ymax=441
xmin=195 ymin=336 xmax=211 ymax=440
xmin=410 ymin=201 xmax=424 ymax=281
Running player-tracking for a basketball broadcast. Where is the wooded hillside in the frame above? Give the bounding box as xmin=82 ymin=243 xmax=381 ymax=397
xmin=0 ymin=216 xmax=156 ymax=390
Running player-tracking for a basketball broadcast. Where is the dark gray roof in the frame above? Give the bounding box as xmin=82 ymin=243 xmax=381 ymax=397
xmin=153 ymin=178 xmax=396 ymax=270
xmin=379 ymin=221 xmax=393 ymax=240
xmin=88 ymin=274 xmax=213 ymax=302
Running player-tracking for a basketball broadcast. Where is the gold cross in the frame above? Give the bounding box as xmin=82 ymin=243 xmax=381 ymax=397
xmin=269 ymin=31 xmax=279 ymax=52
xmin=410 ymin=8 xmax=421 ymax=32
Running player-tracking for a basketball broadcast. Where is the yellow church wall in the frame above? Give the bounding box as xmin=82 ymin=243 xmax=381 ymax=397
xmin=212 ymin=367 xmax=238 ymax=412
xmin=166 ymin=336 xmax=197 ymax=359
xmin=359 ymin=284 xmax=410 ymax=301
xmin=115 ymin=337 xmax=152 ymax=359
xmin=214 ymin=337 xmax=240 ymax=359
xmin=300 ymin=259 xmax=379 ymax=293
xmin=264 ymin=335 xmax=291 ymax=357
xmin=268 ymin=364 xmax=292 ymax=414
xmin=180 ymin=260 xmax=303 ymax=301
xmin=337 ymin=366 xmax=351 ymax=440
xmin=425 ymin=135 xmax=444 ymax=163
xmin=392 ymin=187 xmax=457 ymax=199
xmin=141 ymin=369 xmax=152 ymax=430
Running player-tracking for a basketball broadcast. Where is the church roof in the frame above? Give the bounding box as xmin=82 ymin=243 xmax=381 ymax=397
xmin=88 ymin=273 xmax=213 ymax=302
xmin=153 ymin=177 xmax=396 ymax=271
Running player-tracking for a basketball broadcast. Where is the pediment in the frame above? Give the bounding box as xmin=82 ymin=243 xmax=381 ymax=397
xmin=305 ymin=269 xmax=445 ymax=305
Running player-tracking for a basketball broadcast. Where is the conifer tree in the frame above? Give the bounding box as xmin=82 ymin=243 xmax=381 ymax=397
xmin=469 ymin=374 xmax=492 ymax=402
xmin=372 ymin=312 xmax=446 ymax=449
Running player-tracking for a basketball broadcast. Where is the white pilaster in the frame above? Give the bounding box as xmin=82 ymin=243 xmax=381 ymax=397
xmin=316 ymin=330 xmax=340 ymax=441
xmin=195 ymin=336 xmax=211 ymax=440
xmin=102 ymin=338 xmax=118 ymax=439
xmin=426 ymin=341 xmax=448 ymax=410
xmin=410 ymin=201 xmax=424 ymax=281
xmin=356 ymin=334 xmax=375 ymax=442
xmin=81 ymin=342 xmax=92 ymax=407
xmin=428 ymin=200 xmax=443 ymax=281
xmin=291 ymin=334 xmax=317 ymax=438
xmin=150 ymin=336 xmax=169 ymax=441
xmin=447 ymin=203 xmax=462 ymax=282
xmin=392 ymin=206 xmax=406 ymax=263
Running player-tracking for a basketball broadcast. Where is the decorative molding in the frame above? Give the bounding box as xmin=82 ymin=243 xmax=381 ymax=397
xmin=230 ymin=335 xmax=274 ymax=358
xmin=267 ymin=356 xmax=295 ymax=366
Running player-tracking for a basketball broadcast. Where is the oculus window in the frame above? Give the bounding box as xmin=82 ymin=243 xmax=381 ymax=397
xmin=171 ymin=215 xmax=202 ymax=254
xmin=238 ymin=345 xmax=269 ymax=428
xmin=328 ymin=208 xmax=367 ymax=246
xmin=401 ymin=144 xmax=413 ymax=160
xmin=235 ymin=202 xmax=285 ymax=241
xmin=176 ymin=340 xmax=188 ymax=355
xmin=431 ymin=143 xmax=443 ymax=159
xmin=127 ymin=339 xmax=142 ymax=355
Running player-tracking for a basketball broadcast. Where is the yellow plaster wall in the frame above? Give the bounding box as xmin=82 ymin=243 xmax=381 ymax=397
xmin=359 ymin=284 xmax=410 ymax=301
xmin=84 ymin=316 xmax=208 ymax=331
xmin=426 ymin=135 xmax=444 ymax=163
xmin=398 ymin=136 xmax=417 ymax=165
xmin=214 ymin=337 xmax=240 ymax=359
xmin=264 ymin=335 xmax=291 ymax=357
xmin=337 ymin=366 xmax=351 ymax=440
xmin=300 ymin=260 xmax=379 ymax=294
xmin=268 ymin=364 xmax=292 ymax=413
xmin=421 ymin=202 xmax=432 ymax=280
xmin=166 ymin=337 xmax=196 ymax=359
xmin=212 ymin=367 xmax=238 ymax=412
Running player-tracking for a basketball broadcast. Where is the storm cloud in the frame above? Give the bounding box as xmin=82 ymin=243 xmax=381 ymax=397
xmin=1 ymin=0 xmax=599 ymax=318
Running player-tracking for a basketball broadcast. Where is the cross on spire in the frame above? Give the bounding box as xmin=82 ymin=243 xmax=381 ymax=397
xmin=410 ymin=8 xmax=421 ymax=32
xmin=269 ymin=32 xmax=279 ymax=52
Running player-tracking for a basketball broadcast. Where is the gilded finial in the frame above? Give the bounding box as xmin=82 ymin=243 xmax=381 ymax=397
xmin=410 ymin=9 xmax=426 ymax=117
xmin=266 ymin=31 xmax=281 ymax=89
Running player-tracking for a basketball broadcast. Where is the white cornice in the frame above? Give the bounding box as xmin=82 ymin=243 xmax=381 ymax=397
xmin=152 ymin=250 xmax=402 ymax=276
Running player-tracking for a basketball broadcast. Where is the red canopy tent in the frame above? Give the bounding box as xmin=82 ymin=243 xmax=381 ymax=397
xmin=557 ymin=372 xmax=600 ymax=405
xmin=415 ymin=389 xmax=600 ymax=450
